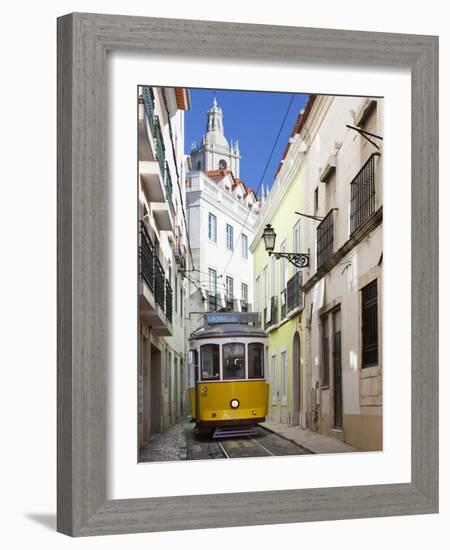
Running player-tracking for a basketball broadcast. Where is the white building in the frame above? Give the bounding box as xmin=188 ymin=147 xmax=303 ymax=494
xmin=138 ymin=86 xmax=190 ymax=451
xmin=300 ymin=95 xmax=384 ymax=450
xmin=186 ymin=98 xmax=259 ymax=334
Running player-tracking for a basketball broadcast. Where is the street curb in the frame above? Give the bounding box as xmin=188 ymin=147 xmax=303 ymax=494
xmin=259 ymin=423 xmax=316 ymax=454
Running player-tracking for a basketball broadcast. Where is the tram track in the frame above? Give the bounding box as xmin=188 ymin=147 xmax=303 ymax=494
xmin=217 ymin=435 xmax=275 ymax=459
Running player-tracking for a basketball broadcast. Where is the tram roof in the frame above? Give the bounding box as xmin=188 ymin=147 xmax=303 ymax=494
xmin=189 ymin=323 xmax=267 ymax=340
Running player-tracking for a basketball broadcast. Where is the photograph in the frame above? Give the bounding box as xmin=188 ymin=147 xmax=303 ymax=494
xmin=137 ymin=86 xmax=383 ymax=462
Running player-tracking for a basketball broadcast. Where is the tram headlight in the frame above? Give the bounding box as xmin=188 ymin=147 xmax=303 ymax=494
xmin=230 ymin=399 xmax=240 ymax=409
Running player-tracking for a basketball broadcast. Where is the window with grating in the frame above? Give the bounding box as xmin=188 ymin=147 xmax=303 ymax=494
xmin=361 ymin=280 xmax=378 ymax=368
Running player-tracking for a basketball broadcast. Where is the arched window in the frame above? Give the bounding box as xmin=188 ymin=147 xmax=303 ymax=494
xmin=196 ymin=160 xmax=202 ymax=170
xmin=219 ymin=159 xmax=227 ymax=169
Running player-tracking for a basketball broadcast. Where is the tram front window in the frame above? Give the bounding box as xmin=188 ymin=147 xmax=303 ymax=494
xmin=248 ymin=343 xmax=264 ymax=379
xmin=223 ymin=343 xmax=245 ymax=380
xmin=201 ymin=344 xmax=220 ymax=380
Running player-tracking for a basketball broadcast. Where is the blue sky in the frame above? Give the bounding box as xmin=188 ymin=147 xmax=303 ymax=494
xmin=184 ymin=89 xmax=309 ymax=195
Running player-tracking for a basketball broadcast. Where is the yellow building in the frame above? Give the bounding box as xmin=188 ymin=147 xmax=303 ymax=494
xmin=250 ymin=111 xmax=309 ymax=427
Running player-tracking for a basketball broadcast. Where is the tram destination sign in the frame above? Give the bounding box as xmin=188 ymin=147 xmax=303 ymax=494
xmin=204 ymin=312 xmax=259 ymax=327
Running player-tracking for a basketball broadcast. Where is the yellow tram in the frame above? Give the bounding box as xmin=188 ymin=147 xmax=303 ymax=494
xmin=188 ymin=312 xmax=269 ymax=437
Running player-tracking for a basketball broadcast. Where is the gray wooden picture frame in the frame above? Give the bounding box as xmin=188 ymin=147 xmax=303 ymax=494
xmin=57 ymin=12 xmax=439 ymax=537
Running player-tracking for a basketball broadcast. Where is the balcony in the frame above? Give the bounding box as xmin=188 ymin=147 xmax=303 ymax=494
xmin=240 ymin=300 xmax=248 ymax=313
xmin=138 ymin=222 xmax=173 ymax=335
xmin=317 ymin=209 xmax=334 ymax=269
xmin=286 ymin=271 xmax=303 ymax=313
xmin=264 ymin=295 xmax=278 ymax=330
xmin=350 ymin=153 xmax=379 ymax=234
xmin=139 ymin=87 xmax=156 ymax=162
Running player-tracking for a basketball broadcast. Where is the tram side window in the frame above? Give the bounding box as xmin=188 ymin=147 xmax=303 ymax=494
xmin=223 ymin=343 xmax=245 ymax=380
xmin=201 ymin=344 xmax=220 ymax=380
xmin=248 ymin=343 xmax=264 ymax=379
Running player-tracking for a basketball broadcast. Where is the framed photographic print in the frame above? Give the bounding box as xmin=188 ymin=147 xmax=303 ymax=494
xmin=57 ymin=13 xmax=438 ymax=536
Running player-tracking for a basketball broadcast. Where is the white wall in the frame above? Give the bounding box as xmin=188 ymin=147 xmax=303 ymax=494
xmin=1 ymin=1 xmax=448 ymax=549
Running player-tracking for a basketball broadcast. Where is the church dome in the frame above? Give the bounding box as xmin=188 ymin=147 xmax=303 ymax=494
xmin=205 ymin=130 xmax=229 ymax=149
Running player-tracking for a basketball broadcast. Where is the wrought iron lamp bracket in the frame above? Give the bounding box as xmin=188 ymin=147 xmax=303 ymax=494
xmin=269 ymin=251 xmax=310 ymax=268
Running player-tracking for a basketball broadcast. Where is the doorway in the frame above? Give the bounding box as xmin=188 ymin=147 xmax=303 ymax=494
xmin=150 ymin=345 xmax=162 ymax=434
xmin=332 ymin=309 xmax=343 ymax=429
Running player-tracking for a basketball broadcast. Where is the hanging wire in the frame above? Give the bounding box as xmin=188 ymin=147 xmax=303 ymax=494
xmin=219 ymin=93 xmax=296 ymax=278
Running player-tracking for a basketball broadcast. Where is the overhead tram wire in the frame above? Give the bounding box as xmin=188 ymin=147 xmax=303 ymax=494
xmin=219 ymin=93 xmax=296 ymax=279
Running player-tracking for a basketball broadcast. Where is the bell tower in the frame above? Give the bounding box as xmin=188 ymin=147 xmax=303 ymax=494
xmin=190 ymin=96 xmax=241 ymax=177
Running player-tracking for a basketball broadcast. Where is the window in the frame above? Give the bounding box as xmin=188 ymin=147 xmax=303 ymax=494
xmin=241 ymin=282 xmax=248 ymax=303
xmin=271 ymin=255 xmax=276 ymax=297
xmin=196 ymin=161 xmax=201 ymax=170
xmin=263 ymin=265 xmax=268 ymax=308
xmin=248 ymin=343 xmax=264 ymax=379
xmin=223 ymin=343 xmax=245 ymax=380
xmin=361 ymin=280 xmax=378 ymax=367
xmin=209 ymin=268 xmax=217 ymax=293
xmin=174 ymin=274 xmax=178 ymax=313
xmin=281 ymin=351 xmax=288 ymax=403
xmin=271 ymin=355 xmax=277 ymax=402
xmin=226 ymin=276 xmax=233 ymax=297
xmin=208 ymin=213 xmax=217 ymax=242
xmin=255 ymin=276 xmax=260 ymax=313
xmin=219 ymin=159 xmax=227 ymax=169
xmin=314 ymin=187 xmax=319 ymax=215
xmin=293 ymin=221 xmax=301 ymax=273
xmin=280 ymin=240 xmax=287 ymax=290
xmin=201 ymin=344 xmax=220 ymax=380
xmin=225 ymin=276 xmax=234 ymax=309
xmin=226 ymin=223 xmax=234 ymax=250
xmin=208 ymin=268 xmax=217 ymax=310
xmin=321 ymin=315 xmax=330 ymax=386
xmin=241 ymin=234 xmax=248 ymax=258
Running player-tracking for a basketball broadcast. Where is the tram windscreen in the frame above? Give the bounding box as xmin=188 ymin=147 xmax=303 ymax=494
xmin=201 ymin=344 xmax=220 ymax=380
xmin=248 ymin=343 xmax=264 ymax=379
xmin=223 ymin=343 xmax=245 ymax=380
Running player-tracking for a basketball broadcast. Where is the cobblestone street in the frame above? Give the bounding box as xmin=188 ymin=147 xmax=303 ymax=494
xmin=139 ymin=419 xmax=312 ymax=462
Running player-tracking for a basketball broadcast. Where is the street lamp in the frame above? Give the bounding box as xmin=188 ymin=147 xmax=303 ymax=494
xmin=262 ymin=223 xmax=310 ymax=268
xmin=262 ymin=224 xmax=276 ymax=253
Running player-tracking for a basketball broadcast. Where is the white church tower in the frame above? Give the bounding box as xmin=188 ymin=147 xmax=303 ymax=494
xmin=190 ymin=96 xmax=241 ymax=177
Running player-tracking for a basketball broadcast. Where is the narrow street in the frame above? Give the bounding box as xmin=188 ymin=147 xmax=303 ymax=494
xmin=139 ymin=419 xmax=312 ymax=462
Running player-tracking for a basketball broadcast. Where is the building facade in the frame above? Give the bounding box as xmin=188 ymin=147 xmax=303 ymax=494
xmin=138 ymin=86 xmax=190 ymax=450
xmin=301 ymin=95 xmax=383 ymax=451
xmin=252 ymin=95 xmax=383 ymax=451
xmin=251 ymin=111 xmax=308 ymax=427
xmin=186 ymin=99 xmax=259 ymax=336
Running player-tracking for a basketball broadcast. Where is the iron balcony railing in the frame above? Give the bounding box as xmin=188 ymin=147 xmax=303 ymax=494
xmin=165 ymin=280 xmax=173 ymax=323
xmin=350 ymin=153 xmax=379 ymax=234
xmin=139 ymin=221 xmax=155 ymax=292
xmin=286 ymin=271 xmax=303 ymax=313
xmin=139 ymin=222 xmax=173 ymax=323
xmin=265 ymin=295 xmax=278 ymax=329
xmin=142 ymin=86 xmax=155 ymax=126
xmin=317 ymin=209 xmax=334 ymax=269
xmin=153 ymin=115 xmax=166 ymax=176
